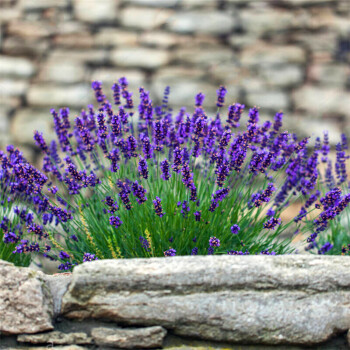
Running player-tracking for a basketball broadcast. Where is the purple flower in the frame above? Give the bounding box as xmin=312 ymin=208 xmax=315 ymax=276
xmin=34 ymin=131 xmax=49 ymax=154
xmin=160 ymin=159 xmax=171 ymax=181
xmin=231 ymin=224 xmax=240 ymax=234
xmin=164 ymin=248 xmax=176 ymax=256
xmin=59 ymin=251 xmax=70 ymax=259
xmin=153 ymin=197 xmax=165 ymax=217
xmin=138 ymin=157 xmax=149 ymax=179
xmin=194 ymin=211 xmax=201 ymax=222
xmin=131 ymin=181 xmax=147 ymax=204
xmin=139 ymin=236 xmax=150 ymax=251
xmin=83 ymin=252 xmax=98 ymax=262
xmin=191 ymin=247 xmax=198 ymax=255
xmin=227 ymin=103 xmax=244 ymax=128
xmin=216 ymin=86 xmax=227 ymax=108
xmin=70 ymin=234 xmax=78 ymax=242
xmin=109 ymin=215 xmax=122 ymax=228
xmin=209 ymin=236 xmax=220 ymax=247
xmin=195 ymin=92 xmax=205 ymax=107
xmin=263 ymin=217 xmax=282 ymax=230
xmin=318 ymin=242 xmax=333 ymax=255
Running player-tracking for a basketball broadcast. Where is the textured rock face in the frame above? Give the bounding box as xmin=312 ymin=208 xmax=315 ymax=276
xmin=0 ymin=260 xmax=53 ymax=335
xmin=17 ymin=331 xmax=92 ymax=345
xmin=91 ymin=326 xmax=167 ymax=348
xmin=62 ymin=255 xmax=350 ymax=345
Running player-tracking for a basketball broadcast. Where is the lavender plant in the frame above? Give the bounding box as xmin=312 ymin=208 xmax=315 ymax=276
xmin=299 ymin=132 xmax=350 ymax=255
xmin=1 ymin=78 xmax=349 ymax=270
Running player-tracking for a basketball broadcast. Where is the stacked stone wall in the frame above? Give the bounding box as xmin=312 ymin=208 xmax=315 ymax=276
xmin=0 ymin=0 xmax=349 ymax=161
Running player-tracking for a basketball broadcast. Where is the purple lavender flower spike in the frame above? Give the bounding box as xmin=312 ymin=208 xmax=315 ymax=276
xmin=231 ymin=224 xmax=240 ymax=234
xmin=153 ymin=197 xmax=165 ymax=217
xmin=164 ymin=248 xmax=176 ymax=256
xmin=83 ymin=252 xmax=98 ymax=262
xmin=109 ymin=215 xmax=123 ymax=228
xmin=216 ymin=86 xmax=227 ymax=108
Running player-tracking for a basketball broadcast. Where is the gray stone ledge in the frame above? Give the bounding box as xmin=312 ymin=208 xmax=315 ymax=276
xmin=2 ymin=256 xmax=350 ymax=348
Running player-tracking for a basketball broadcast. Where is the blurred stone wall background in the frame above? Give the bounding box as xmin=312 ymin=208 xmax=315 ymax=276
xmin=0 ymin=0 xmax=349 ymax=163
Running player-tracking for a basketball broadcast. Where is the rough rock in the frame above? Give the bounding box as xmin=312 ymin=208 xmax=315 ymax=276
xmin=175 ymin=45 xmax=235 ymax=66
xmin=167 ymin=11 xmax=234 ymax=35
xmin=91 ymin=69 xmax=146 ymax=89
xmin=309 ymin=63 xmax=349 ymax=87
xmin=49 ymin=49 xmax=108 ymax=65
xmin=0 ymin=260 xmax=53 ymax=335
xmin=53 ymin=33 xmax=94 ymax=49
xmin=120 ymin=7 xmax=174 ymax=30
xmin=245 ymin=90 xmax=290 ymax=111
xmin=17 ymin=331 xmax=92 ymax=345
xmin=257 ymin=64 xmax=304 ymax=88
xmin=293 ymin=86 xmax=350 ymax=118
xmin=73 ymin=0 xmax=118 ymax=23
xmin=27 ymin=84 xmax=90 ymax=107
xmin=7 ymin=21 xmax=55 ymax=39
xmin=62 ymin=255 xmax=350 ymax=345
xmin=19 ymin=0 xmax=69 ymax=10
xmin=139 ymin=31 xmax=189 ymax=48
xmin=0 ymin=55 xmax=36 ymax=78
xmin=152 ymin=79 xmax=222 ymax=107
xmin=2 ymin=37 xmax=49 ymax=57
xmin=43 ymin=274 xmax=72 ymax=317
xmin=11 ymin=108 xmax=79 ymax=145
xmin=241 ymin=44 xmax=306 ymax=66
xmin=95 ymin=29 xmax=139 ymax=47
xmin=37 ymin=58 xmax=87 ymax=84
xmin=111 ymin=47 xmax=170 ymax=69
xmin=239 ymin=8 xmax=297 ymax=35
xmin=0 ymin=79 xmax=28 ymax=97
xmin=91 ymin=326 xmax=167 ymax=348
xmin=125 ymin=0 xmax=178 ymax=6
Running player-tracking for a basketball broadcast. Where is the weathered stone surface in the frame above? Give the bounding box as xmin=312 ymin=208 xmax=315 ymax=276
xmin=111 ymin=47 xmax=170 ymax=69
xmin=2 ymin=37 xmax=49 ymax=57
xmin=37 ymin=58 xmax=87 ymax=84
xmin=43 ymin=274 xmax=72 ymax=317
xmin=95 ymin=28 xmax=139 ymax=47
xmin=0 ymin=79 xmax=28 ymax=97
xmin=53 ymin=33 xmax=94 ymax=49
xmin=125 ymin=0 xmax=178 ymax=6
xmin=27 ymin=84 xmax=90 ymax=107
xmin=11 ymin=108 xmax=79 ymax=145
xmin=283 ymin=115 xmax=342 ymax=144
xmin=241 ymin=44 xmax=306 ymax=66
xmin=91 ymin=326 xmax=167 ymax=348
xmin=293 ymin=86 xmax=350 ymax=118
xmin=167 ymin=11 xmax=234 ymax=35
xmin=91 ymin=69 xmax=146 ymax=89
xmin=0 ymin=55 xmax=36 ymax=78
xmin=181 ymin=0 xmax=217 ymax=8
xmin=309 ymin=63 xmax=349 ymax=87
xmin=50 ymin=49 xmax=108 ymax=65
xmin=0 ymin=260 xmax=53 ymax=335
xmin=245 ymin=90 xmax=290 ymax=111
xmin=18 ymin=331 xmax=92 ymax=345
xmin=0 ymin=8 xmax=21 ymax=23
xmin=120 ymin=7 xmax=174 ymax=30
xmin=62 ymin=256 xmax=350 ymax=345
xmin=73 ymin=0 xmax=118 ymax=23
xmin=239 ymin=9 xmax=297 ymax=35
xmin=19 ymin=0 xmax=69 ymax=10
xmin=152 ymin=79 xmax=221 ymax=107
xmin=175 ymin=45 xmax=235 ymax=66
xmin=139 ymin=31 xmax=188 ymax=48
xmin=258 ymin=64 xmax=304 ymax=88
xmin=7 ymin=20 xmax=55 ymax=39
